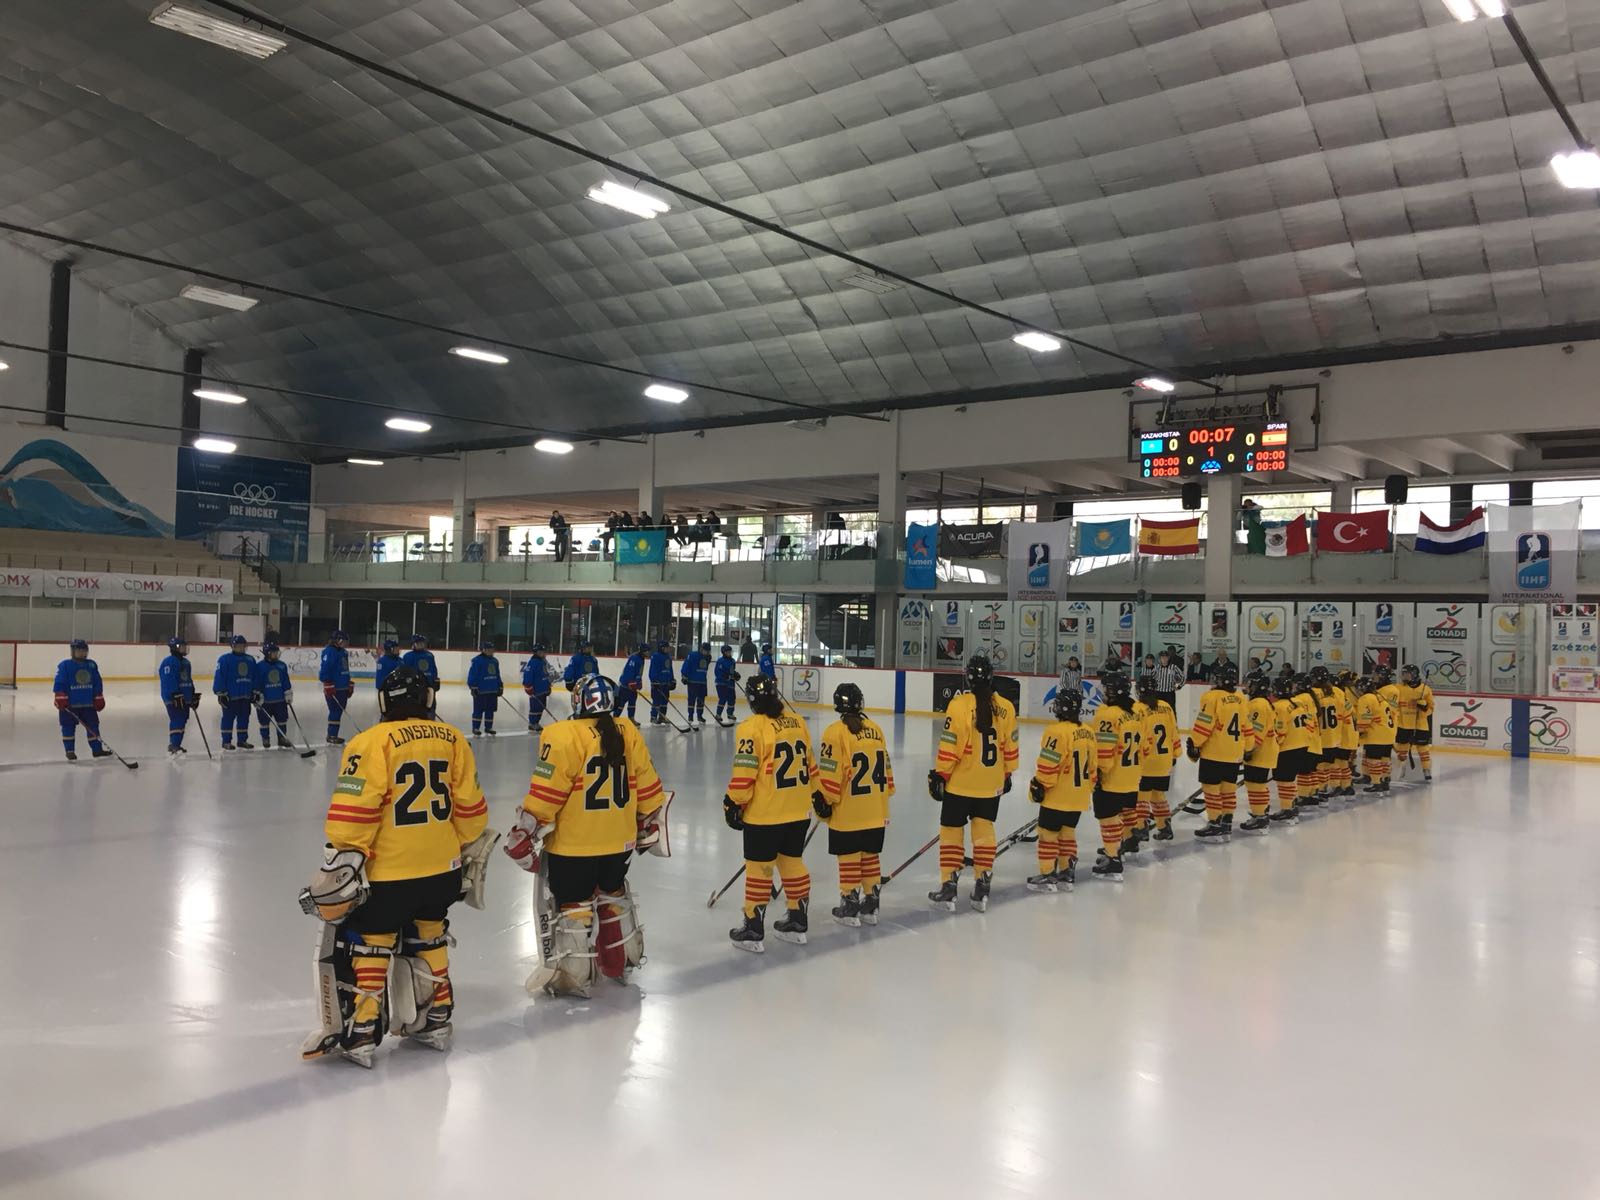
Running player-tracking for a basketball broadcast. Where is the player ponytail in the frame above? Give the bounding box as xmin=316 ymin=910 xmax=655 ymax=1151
xmin=593 ymin=710 xmax=626 ymax=770
xmin=842 ymin=710 xmax=864 ymax=736
xmin=965 ymin=654 xmax=996 ymax=735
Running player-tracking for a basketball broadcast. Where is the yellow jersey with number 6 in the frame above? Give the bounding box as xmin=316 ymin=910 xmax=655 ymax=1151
xmin=728 ymin=710 xmax=816 ymax=825
xmin=936 ymin=691 xmax=1020 ymax=798
xmin=522 ymin=716 xmax=665 ymax=857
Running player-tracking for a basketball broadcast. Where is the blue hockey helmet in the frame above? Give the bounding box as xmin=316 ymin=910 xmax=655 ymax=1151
xmin=330 ymin=629 xmax=348 ymax=643
xmin=263 ymin=642 xmax=281 ymax=658
xmin=167 ymin=636 xmax=187 ymax=654
xmin=761 ymin=643 xmax=773 ymax=655
xmin=531 ymin=641 xmax=547 ymax=653
xmin=382 ymin=639 xmax=399 ymax=652
xmin=410 ymin=633 xmax=428 ymax=646
xmin=70 ymin=638 xmax=89 ymax=655
xmin=578 ymin=639 xmax=593 ymax=651
xmin=479 ymin=640 xmax=496 ymax=652
xmin=573 ymin=674 xmax=617 ymax=717
xmin=720 ymin=644 xmax=733 ymax=654
xmin=230 ymin=634 xmax=248 ymax=647
xmin=700 ymin=641 xmax=711 ymax=653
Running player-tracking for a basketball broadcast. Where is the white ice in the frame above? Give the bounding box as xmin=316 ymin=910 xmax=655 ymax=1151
xmin=1 ymin=685 xmax=1597 ymax=1199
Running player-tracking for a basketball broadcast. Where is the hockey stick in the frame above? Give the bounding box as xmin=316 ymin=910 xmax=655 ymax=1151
xmin=65 ymin=710 xmax=137 ymax=770
xmin=707 ymin=818 xmax=821 ymax=908
xmin=287 ymin=704 xmax=320 ymax=758
xmin=331 ymin=691 xmax=364 ymax=736
xmin=192 ymin=705 xmax=215 ymax=760
xmin=769 ymin=819 xmax=822 ymax=902
xmin=655 ymin=692 xmax=690 ymax=734
xmin=880 ymin=833 xmax=941 ymax=891
xmin=667 ymin=696 xmax=699 ymax=733
xmin=498 ymin=693 xmax=540 ymax=733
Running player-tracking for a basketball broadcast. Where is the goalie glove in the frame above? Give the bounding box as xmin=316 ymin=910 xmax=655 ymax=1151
xmin=1028 ymin=777 xmax=1046 ymax=805
xmin=459 ymin=830 xmax=501 ymax=910
xmin=927 ymin=769 xmax=946 ymax=803
xmin=810 ymin=789 xmax=833 ymax=820
xmin=297 ymin=844 xmax=369 ymax=922
xmin=1185 ymin=738 xmax=1202 ymax=763
xmin=722 ymin=795 xmax=745 ymax=831
xmin=502 ymin=810 xmax=548 ymax=874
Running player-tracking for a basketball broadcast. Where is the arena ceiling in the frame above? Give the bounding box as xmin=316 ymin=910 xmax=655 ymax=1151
xmin=1 ymin=0 xmax=1598 ymax=458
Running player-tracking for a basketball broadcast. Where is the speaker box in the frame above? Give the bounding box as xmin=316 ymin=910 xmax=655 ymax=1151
xmin=1384 ymin=474 xmax=1409 ymax=505
xmin=1181 ymin=482 xmax=1202 ymax=511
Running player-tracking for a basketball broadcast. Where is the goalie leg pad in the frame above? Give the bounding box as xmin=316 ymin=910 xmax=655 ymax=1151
xmin=596 ymin=884 xmax=645 ymax=980
xmin=525 ymin=868 xmax=597 ymax=997
xmin=389 ymin=923 xmax=453 ymax=1039
xmin=459 ymin=829 xmax=501 ymax=910
xmin=301 ymin=925 xmax=392 ymax=1063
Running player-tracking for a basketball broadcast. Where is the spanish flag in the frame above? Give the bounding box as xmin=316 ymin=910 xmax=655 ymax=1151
xmin=1138 ymin=516 xmax=1200 ymax=556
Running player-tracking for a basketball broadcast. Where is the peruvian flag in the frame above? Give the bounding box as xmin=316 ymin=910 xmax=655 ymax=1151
xmin=1264 ymin=514 xmax=1310 ymax=557
xmin=1315 ymin=510 xmax=1389 ymax=553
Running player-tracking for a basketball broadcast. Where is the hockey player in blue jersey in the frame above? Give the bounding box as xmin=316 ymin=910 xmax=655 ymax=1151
xmin=647 ymin=639 xmax=676 ymax=726
xmin=713 ymin=644 xmax=740 ymax=726
xmin=521 ymin=642 xmax=553 ymax=731
xmin=681 ymin=641 xmax=711 ymax=728
xmin=158 ymin=636 xmax=198 ymax=755
xmin=54 ymin=639 xmax=109 ymax=760
xmin=374 ymin=640 xmax=402 ymax=690
xmin=319 ymin=630 xmax=353 ymax=745
xmin=467 ymin=641 xmax=503 ymax=736
xmin=564 ymin=639 xmax=598 ymax=690
xmin=214 ymin=635 xmax=257 ymax=750
xmin=759 ymin=644 xmax=776 ymax=680
xmin=616 ymin=642 xmax=647 ymax=719
xmin=401 ymin=634 xmax=439 ymax=689
xmin=253 ymin=642 xmax=294 ymax=749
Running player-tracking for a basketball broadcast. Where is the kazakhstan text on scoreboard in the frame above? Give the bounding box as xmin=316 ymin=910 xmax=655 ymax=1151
xmin=1134 ymin=419 xmax=1291 ymax=478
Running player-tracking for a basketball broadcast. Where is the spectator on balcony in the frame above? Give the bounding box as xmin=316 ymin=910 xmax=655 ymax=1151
xmin=549 ymin=510 xmax=571 ymax=562
xmin=670 ymin=514 xmax=691 ymax=548
xmin=638 ymin=511 xmax=654 ymax=530
xmin=602 ymin=512 xmax=620 ymax=557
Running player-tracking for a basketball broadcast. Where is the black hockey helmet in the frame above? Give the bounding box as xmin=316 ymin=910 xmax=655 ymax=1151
xmin=965 ymin=654 xmax=994 ymax=689
xmin=263 ymin=642 xmax=281 ymax=659
xmin=1051 ymin=687 xmax=1084 ymax=723
xmin=833 ymin=682 xmax=865 ymax=715
xmin=1247 ymin=672 xmax=1273 ymax=700
xmin=167 ymin=636 xmax=187 ymax=654
xmin=1291 ymin=673 xmax=1314 ymax=698
xmin=377 ymin=665 xmax=433 ymax=720
xmin=1373 ymin=664 xmax=1394 ymax=685
xmin=382 ymin=639 xmax=399 ymax=653
xmin=1137 ymin=673 xmax=1161 ymax=701
xmin=1213 ymin=661 xmax=1239 ymax=691
xmin=1309 ymin=664 xmax=1331 ymax=686
xmin=531 ymin=641 xmax=547 ymax=654
xmin=1103 ymin=671 xmax=1134 ymax=708
xmin=1400 ymin=663 xmax=1422 ymax=685
xmin=744 ymin=672 xmax=782 ymax=715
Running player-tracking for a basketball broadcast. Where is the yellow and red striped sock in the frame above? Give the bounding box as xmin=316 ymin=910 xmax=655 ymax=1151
xmin=1219 ymin=783 xmax=1237 ymax=817
xmin=1151 ymin=792 xmax=1170 ymax=828
xmin=970 ymin=817 xmax=996 ymax=877
xmin=837 ymin=851 xmax=862 ymax=898
xmin=743 ymin=861 xmax=774 ymax=917
xmin=860 ymin=852 xmax=882 ymax=891
xmin=1419 ymin=747 xmax=1432 ymax=773
xmin=412 ymin=918 xmax=452 ymax=1012
xmin=1276 ymin=779 xmax=1296 ymax=813
xmin=1136 ymin=792 xmax=1153 ymax=826
xmin=1037 ymin=833 xmax=1058 ymax=875
xmin=1248 ymin=784 xmax=1270 ymax=816
xmin=776 ymin=853 xmax=810 ymax=908
xmin=351 ymin=930 xmax=397 ymax=1025
xmin=938 ymin=826 xmax=965 ymax=882
xmin=1098 ymin=814 xmax=1124 ymax=858
xmin=1059 ymin=827 xmax=1078 ymax=868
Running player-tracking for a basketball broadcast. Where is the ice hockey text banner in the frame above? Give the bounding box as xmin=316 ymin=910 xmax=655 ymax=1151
xmin=1007 ymin=520 xmax=1073 ymax=601
xmin=35 ymin=570 xmax=235 ymax=603
xmin=1488 ymin=501 xmax=1579 ymax=605
xmin=904 ymin=522 xmax=939 ymax=590
xmin=617 ymin=530 xmax=667 ymax=565
xmin=175 ymin=447 xmax=311 ymax=545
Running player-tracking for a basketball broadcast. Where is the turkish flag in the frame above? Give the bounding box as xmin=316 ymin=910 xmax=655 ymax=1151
xmin=1315 ymin=510 xmax=1389 ymax=553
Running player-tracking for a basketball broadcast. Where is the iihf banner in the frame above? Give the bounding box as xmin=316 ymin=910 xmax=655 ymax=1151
xmin=1488 ymin=501 xmax=1580 ymax=605
xmin=1007 ymin=520 xmax=1073 ymax=601
xmin=903 ymin=523 xmax=938 ymax=590
xmin=1355 ymin=601 xmax=1403 ymax=674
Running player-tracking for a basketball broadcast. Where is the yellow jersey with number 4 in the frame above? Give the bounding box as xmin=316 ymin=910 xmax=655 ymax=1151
xmin=936 ymin=691 xmax=1020 ymax=798
xmin=326 ymin=719 xmax=489 ymax=882
xmin=1191 ymin=688 xmax=1250 ymax=764
xmin=1034 ymin=720 xmax=1097 ymax=812
xmin=522 ymin=717 xmax=665 ymax=857
xmin=815 ymin=716 xmax=895 ymax=832
xmin=728 ymin=710 xmax=816 ymax=825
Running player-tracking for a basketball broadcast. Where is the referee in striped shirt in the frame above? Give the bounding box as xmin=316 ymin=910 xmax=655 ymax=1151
xmin=1150 ymin=649 xmax=1184 ymax=709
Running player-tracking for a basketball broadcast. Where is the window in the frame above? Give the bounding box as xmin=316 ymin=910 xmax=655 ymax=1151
xmin=1531 ymin=479 xmax=1600 ymax=529
xmin=1354 ymin=486 xmax=1451 ymax=535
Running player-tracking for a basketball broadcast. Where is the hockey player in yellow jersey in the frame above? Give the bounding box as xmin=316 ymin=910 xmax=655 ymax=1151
xmin=1187 ymin=661 xmax=1251 ymax=841
xmin=1309 ymin=667 xmax=1343 ymax=801
xmin=504 ymin=674 xmax=668 ymax=995
xmin=811 ymin=682 xmax=895 ymax=927
xmin=928 ymin=655 xmax=1019 ymax=911
xmin=1394 ymin=663 xmax=1436 ymax=783
xmin=1136 ymin=674 xmax=1179 ymax=842
xmin=725 ymin=673 xmax=818 ymax=951
xmin=1238 ymin=672 xmax=1281 ymax=833
xmin=298 ymin=666 xmax=495 ymax=1068
xmin=1333 ymin=670 xmax=1360 ymax=796
xmin=1027 ymin=687 xmax=1098 ymax=893
xmin=1283 ymin=675 xmax=1321 ymax=808
xmin=1356 ymin=674 xmax=1398 ymax=794
xmin=1270 ymin=676 xmax=1307 ymax=824
xmin=1092 ymin=671 xmax=1142 ymax=878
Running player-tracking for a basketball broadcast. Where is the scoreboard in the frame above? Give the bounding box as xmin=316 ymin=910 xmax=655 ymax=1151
xmin=1135 ymin=419 xmax=1291 ymax=478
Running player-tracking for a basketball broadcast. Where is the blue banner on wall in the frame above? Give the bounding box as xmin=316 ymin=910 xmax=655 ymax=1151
xmin=904 ymin=522 xmax=938 ymax=590
xmin=617 ymin=529 xmax=667 ymax=565
xmin=175 ymin=447 xmax=311 ymax=557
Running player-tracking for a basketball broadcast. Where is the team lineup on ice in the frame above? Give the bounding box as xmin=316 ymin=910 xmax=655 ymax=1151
xmin=41 ymin=629 xmax=1439 ymax=1070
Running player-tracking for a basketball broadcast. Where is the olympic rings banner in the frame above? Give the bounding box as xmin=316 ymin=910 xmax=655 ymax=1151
xmin=175 ymin=446 xmax=311 ymax=550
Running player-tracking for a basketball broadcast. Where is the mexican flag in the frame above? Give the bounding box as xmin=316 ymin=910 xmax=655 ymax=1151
xmin=1258 ymin=514 xmax=1309 ymax=557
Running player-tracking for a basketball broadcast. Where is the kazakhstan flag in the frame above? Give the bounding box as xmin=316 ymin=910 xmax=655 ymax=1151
xmin=618 ymin=529 xmax=667 ymax=564
xmin=1077 ymin=518 xmax=1131 ymax=557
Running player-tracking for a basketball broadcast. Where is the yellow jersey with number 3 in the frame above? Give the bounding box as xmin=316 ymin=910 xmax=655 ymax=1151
xmin=728 ymin=710 xmax=816 ymax=825
xmin=1035 ymin=720 xmax=1097 ymax=812
xmin=326 ymin=718 xmax=489 ymax=882
xmin=1191 ymin=688 xmax=1250 ymax=764
xmin=1096 ymin=704 xmax=1142 ymax=793
xmin=815 ymin=716 xmax=895 ymax=832
xmin=936 ymin=691 xmax=1020 ymax=798
xmin=522 ymin=716 xmax=665 ymax=857
xmin=1357 ymin=692 xmax=1396 ymax=746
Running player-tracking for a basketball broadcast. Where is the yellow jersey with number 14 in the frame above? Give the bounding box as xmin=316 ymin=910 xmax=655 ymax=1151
xmin=1034 ymin=720 xmax=1098 ymax=812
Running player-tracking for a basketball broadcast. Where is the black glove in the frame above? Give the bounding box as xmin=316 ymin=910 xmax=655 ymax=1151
xmin=1003 ymin=774 xmax=1013 ymax=795
xmin=731 ymin=670 xmax=741 ymax=681
xmin=1028 ymin=777 xmax=1046 ymax=805
xmin=722 ymin=795 xmax=744 ymax=830
xmin=187 ymin=693 xmax=201 ymax=710
xmin=252 ymin=692 xmax=263 ymax=706
xmin=927 ymin=769 xmax=945 ymax=803
xmin=1185 ymin=738 xmax=1201 ymax=763
xmin=811 ymin=790 xmax=833 ymax=820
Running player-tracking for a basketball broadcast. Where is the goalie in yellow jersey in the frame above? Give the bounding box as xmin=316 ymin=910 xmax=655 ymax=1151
xmin=298 ymin=666 xmax=496 ymax=1069
xmin=504 ymin=674 xmax=669 ymax=997
xmin=928 ymin=655 xmax=1019 ymax=912
xmin=1187 ymin=661 xmax=1252 ymax=842
xmin=811 ymin=682 xmax=895 ymax=927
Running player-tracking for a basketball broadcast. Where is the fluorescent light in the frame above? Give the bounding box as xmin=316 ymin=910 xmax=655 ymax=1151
xmin=1440 ymin=0 xmax=1503 ymax=19
xmin=179 ymin=283 xmax=258 ymax=311
xmin=644 ymin=384 xmax=688 ymax=404
xmin=448 ymin=346 xmax=510 ymax=365
xmin=346 ymin=458 xmax=384 ymax=467
xmin=193 ymin=388 xmax=246 ymax=404
xmin=385 ymin=417 xmax=432 ymax=433
xmin=534 ymin=438 xmax=574 ymax=455
xmin=1552 ymin=149 xmax=1600 ymax=189
xmin=586 ymin=180 xmax=670 ymax=220
xmin=1012 ymin=331 xmax=1062 ymax=353
xmin=1136 ymin=376 xmax=1177 ymax=393
xmin=192 ymin=437 xmax=237 ymax=454
xmin=149 ymin=3 xmax=287 ymax=58
xmin=0 ymin=360 xmax=9 ymax=371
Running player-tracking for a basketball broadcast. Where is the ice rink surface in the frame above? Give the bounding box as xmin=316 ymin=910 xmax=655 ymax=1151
xmin=1 ymin=685 xmax=1598 ymax=1199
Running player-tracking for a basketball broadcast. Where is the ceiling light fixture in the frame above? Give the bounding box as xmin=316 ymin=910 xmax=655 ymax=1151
xmin=448 ymin=346 xmax=510 ymax=365
xmin=644 ymin=384 xmax=688 ymax=404
xmin=0 ymin=360 xmax=9 ymax=371
xmin=148 ymin=3 xmax=287 ymax=59
xmin=1012 ymin=331 xmax=1062 ymax=353
xmin=1552 ymin=148 xmax=1600 ymax=189
xmin=585 ymin=180 xmax=670 ymax=220
xmin=179 ymin=283 xmax=259 ymax=311
xmin=1440 ymin=0 xmax=1504 ymax=20
xmin=1136 ymin=376 xmax=1177 ymax=393
xmin=192 ymin=436 xmax=237 ymax=454
xmin=385 ymin=417 xmax=432 ymax=433
xmin=534 ymin=438 xmax=574 ymax=455
xmin=193 ymin=388 xmax=246 ymax=404
xmin=346 ymin=457 xmax=384 ymax=467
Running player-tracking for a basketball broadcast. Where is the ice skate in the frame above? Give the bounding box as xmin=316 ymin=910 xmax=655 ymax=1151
xmin=1026 ymin=872 xmax=1058 ymax=894
xmin=774 ymin=898 xmax=808 ymax=944
xmin=928 ymin=876 xmax=959 ymax=912
xmin=1091 ymin=856 xmax=1123 ymax=881
xmin=859 ymin=885 xmax=881 ymax=925
xmin=970 ymin=872 xmax=992 ymax=912
xmin=1239 ymin=814 xmax=1271 ymax=834
xmin=831 ymin=891 xmax=862 ymax=927
xmin=729 ymin=906 xmax=766 ymax=954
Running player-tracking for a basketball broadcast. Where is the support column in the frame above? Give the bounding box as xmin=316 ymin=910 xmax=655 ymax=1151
xmin=307 ymin=506 xmax=327 ymax=564
xmin=1510 ymin=480 xmax=1532 ymax=508
xmin=451 ymin=457 xmax=475 ymax=561
xmin=45 ymin=260 xmax=70 ymax=429
xmin=1204 ymin=474 xmax=1240 ymax=601
xmin=638 ymin=436 xmax=662 ymax=521
xmin=1331 ymin=481 xmax=1355 ymax=512
xmin=874 ymin=412 xmax=908 ymax=667
xmin=1448 ymin=483 xmax=1473 ymax=523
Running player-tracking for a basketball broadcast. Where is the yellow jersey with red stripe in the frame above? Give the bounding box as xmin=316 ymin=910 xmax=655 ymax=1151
xmin=936 ymin=691 xmax=1020 ymax=797
xmin=1245 ymin=695 xmax=1281 ymax=770
xmin=1277 ymin=697 xmax=1307 ymax=751
xmin=1190 ymin=688 xmax=1251 ymax=764
xmin=522 ymin=717 xmax=665 ymax=856
xmin=1357 ymin=692 xmax=1396 ymax=746
xmin=1139 ymin=700 xmax=1178 ymax=776
xmin=1095 ymin=703 xmax=1142 ymax=793
xmin=1336 ymin=686 xmax=1359 ymax=750
xmin=1293 ymin=694 xmax=1322 ymax=755
xmin=326 ymin=718 xmax=489 ymax=882
xmin=1316 ymin=687 xmax=1346 ymax=750
xmin=728 ymin=710 xmax=816 ymax=825
xmin=1395 ymin=682 xmax=1435 ymax=731
xmin=815 ymin=716 xmax=895 ymax=832
xmin=1034 ymin=720 xmax=1097 ymax=812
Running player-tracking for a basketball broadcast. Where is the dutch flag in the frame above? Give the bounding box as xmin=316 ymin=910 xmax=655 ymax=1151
xmin=1415 ymin=506 xmax=1486 ymax=555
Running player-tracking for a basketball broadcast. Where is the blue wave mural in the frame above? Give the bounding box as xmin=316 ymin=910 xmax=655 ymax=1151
xmin=0 ymin=438 xmax=174 ymax=537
